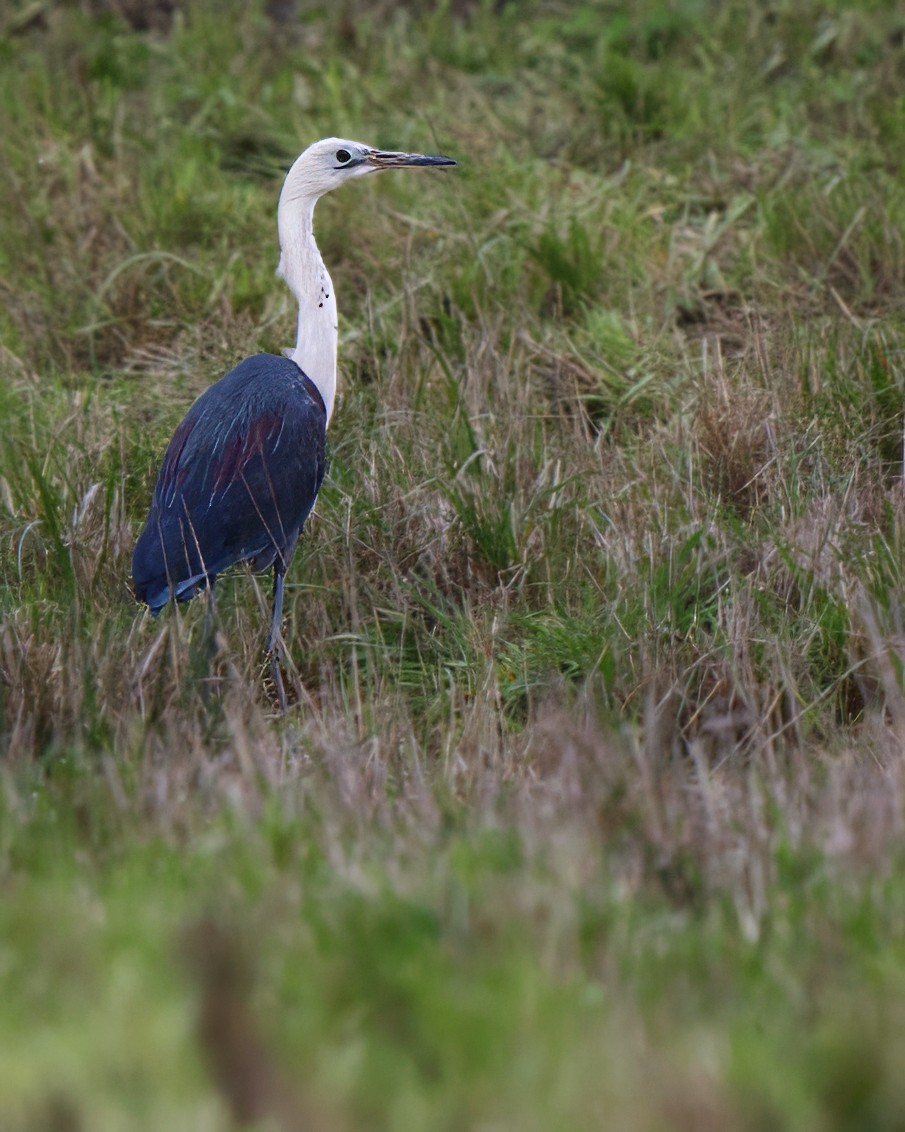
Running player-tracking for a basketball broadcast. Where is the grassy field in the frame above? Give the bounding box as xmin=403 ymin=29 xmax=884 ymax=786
xmin=4 ymin=0 xmax=905 ymax=1127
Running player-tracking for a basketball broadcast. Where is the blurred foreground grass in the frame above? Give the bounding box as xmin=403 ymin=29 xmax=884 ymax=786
xmin=4 ymin=0 xmax=905 ymax=1128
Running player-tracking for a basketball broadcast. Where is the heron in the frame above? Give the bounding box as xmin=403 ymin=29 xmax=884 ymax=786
xmin=132 ymin=137 xmax=456 ymax=708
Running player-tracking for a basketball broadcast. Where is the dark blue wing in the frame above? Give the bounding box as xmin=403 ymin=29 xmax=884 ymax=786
xmin=132 ymin=354 xmax=326 ymax=613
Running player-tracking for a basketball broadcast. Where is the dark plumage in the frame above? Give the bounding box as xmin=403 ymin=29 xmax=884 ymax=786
xmin=131 ymin=136 xmax=454 ymax=709
xmin=132 ymin=354 xmax=325 ymax=614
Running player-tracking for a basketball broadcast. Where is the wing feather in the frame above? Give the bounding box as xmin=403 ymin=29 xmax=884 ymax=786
xmin=132 ymin=355 xmax=326 ymax=611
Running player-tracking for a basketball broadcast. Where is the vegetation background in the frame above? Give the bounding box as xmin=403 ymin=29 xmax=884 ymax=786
xmin=3 ymin=0 xmax=905 ymax=1127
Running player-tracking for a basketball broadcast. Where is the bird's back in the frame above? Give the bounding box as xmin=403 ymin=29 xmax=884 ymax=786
xmin=133 ymin=354 xmax=326 ymax=613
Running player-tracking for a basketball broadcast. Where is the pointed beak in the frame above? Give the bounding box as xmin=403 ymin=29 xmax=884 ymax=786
xmin=366 ymin=149 xmax=457 ymax=169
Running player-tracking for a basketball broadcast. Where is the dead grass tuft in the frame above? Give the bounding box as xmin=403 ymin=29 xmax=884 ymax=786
xmin=695 ymin=343 xmax=778 ymax=520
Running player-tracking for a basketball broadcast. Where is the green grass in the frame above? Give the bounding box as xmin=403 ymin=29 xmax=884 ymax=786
xmin=4 ymin=0 xmax=905 ymax=1127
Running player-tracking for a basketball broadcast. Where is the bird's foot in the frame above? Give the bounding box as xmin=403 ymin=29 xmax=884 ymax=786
xmin=270 ymin=650 xmax=288 ymax=713
xmin=266 ymin=632 xmax=289 ymax=713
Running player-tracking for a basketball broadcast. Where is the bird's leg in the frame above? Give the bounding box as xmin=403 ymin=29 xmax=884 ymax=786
xmin=267 ymin=567 xmax=288 ymax=712
xmin=265 ymin=567 xmax=285 ymax=654
xmin=193 ymin=584 xmax=220 ymax=708
xmin=203 ymin=583 xmax=218 ymax=642
xmin=270 ymin=653 xmax=287 ymax=714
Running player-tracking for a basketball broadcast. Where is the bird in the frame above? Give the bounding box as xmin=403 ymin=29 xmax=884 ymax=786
xmin=132 ymin=137 xmax=456 ymax=708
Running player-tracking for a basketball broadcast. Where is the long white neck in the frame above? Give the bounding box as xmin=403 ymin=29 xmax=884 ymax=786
xmin=276 ymin=190 xmax=338 ymax=424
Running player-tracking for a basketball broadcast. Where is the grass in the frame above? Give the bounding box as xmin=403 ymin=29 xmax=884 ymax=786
xmin=4 ymin=0 xmax=905 ymax=1127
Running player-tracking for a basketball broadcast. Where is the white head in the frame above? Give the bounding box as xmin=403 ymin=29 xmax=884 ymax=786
xmin=276 ymin=136 xmax=455 ymax=425
xmin=280 ymin=136 xmax=456 ymax=206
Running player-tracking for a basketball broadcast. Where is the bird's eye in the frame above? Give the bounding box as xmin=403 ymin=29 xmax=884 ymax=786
xmin=335 ymin=149 xmax=352 ymax=164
